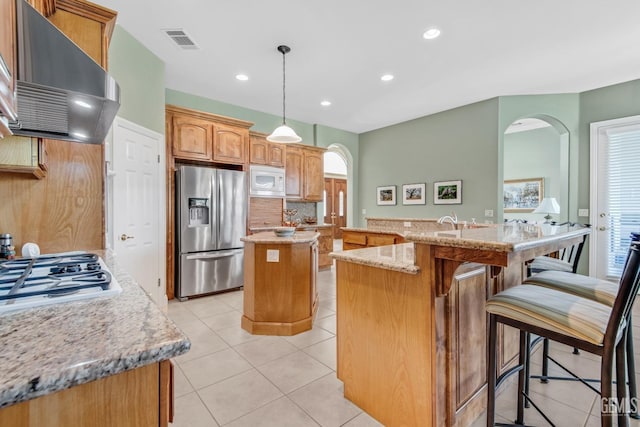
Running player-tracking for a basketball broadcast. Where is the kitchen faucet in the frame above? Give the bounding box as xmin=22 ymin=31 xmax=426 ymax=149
xmin=437 ymin=212 xmax=458 ymax=228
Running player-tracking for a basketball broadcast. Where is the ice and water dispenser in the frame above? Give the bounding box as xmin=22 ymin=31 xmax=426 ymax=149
xmin=188 ymin=198 xmax=209 ymax=227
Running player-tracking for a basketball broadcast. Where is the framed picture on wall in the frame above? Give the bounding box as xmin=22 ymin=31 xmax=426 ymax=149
xmin=503 ymin=178 xmax=544 ymax=212
xmin=402 ymin=183 xmax=426 ymax=205
xmin=434 ymin=180 xmax=462 ymax=204
xmin=376 ymin=185 xmax=396 ymax=205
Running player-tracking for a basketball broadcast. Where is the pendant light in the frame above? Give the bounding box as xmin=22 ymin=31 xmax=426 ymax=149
xmin=267 ymin=45 xmax=302 ymax=143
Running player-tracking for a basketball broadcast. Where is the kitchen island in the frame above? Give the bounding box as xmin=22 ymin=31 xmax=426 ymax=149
xmin=331 ymin=223 xmax=590 ymax=427
xmin=241 ymin=231 xmax=319 ymax=335
xmin=250 ymin=223 xmax=334 ymax=269
xmin=0 ymin=251 xmax=190 ymax=427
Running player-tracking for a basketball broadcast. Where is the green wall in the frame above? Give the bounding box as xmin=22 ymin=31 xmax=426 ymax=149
xmin=358 ymin=99 xmax=500 ymax=226
xmin=578 ymin=79 xmax=640 ymax=218
xmin=108 ymin=26 xmax=166 ymax=134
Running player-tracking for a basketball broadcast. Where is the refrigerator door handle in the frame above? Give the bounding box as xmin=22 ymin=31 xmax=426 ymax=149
xmin=185 ymin=251 xmax=240 ymax=261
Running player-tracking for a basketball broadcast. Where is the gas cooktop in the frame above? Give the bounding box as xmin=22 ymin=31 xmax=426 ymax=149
xmin=0 ymin=252 xmax=122 ymax=315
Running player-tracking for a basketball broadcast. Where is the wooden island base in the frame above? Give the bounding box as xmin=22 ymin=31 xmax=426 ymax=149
xmin=241 ymin=231 xmax=319 ymax=336
xmin=332 ymin=224 xmax=589 ymax=426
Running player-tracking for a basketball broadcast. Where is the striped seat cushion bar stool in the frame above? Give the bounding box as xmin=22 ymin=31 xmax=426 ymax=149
xmin=486 ymin=285 xmax=628 ymax=427
xmin=524 ymin=271 xmax=618 ymax=305
xmin=522 ymin=233 xmax=640 ymax=419
xmin=487 ymin=285 xmax=614 ymax=346
xmin=486 ymin=241 xmax=640 ymax=427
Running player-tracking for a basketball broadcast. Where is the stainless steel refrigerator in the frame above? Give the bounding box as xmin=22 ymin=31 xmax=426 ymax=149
xmin=176 ymin=165 xmax=247 ymax=299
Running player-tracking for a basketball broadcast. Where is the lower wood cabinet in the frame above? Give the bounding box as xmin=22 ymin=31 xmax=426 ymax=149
xmin=0 ymin=360 xmax=174 ymax=427
xmin=242 ymin=238 xmax=318 ymax=335
xmin=342 ymin=230 xmax=405 ymax=250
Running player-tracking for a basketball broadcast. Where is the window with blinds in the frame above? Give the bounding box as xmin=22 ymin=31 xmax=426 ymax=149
xmin=605 ymin=124 xmax=640 ymax=277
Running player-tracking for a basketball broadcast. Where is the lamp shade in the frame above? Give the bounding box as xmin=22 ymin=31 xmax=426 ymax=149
xmin=533 ymin=197 xmax=561 ymax=215
xmin=267 ymin=124 xmax=302 ymax=143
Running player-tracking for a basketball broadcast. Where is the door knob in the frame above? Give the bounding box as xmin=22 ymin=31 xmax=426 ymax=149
xmin=120 ymin=234 xmax=135 ymax=241
xmin=598 ymin=226 xmax=607 ymax=231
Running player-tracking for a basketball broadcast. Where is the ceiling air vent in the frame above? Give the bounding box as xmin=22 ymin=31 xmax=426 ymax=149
xmin=163 ymin=29 xmax=199 ymax=50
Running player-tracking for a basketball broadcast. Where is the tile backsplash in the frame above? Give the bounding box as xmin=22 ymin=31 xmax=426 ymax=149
xmin=286 ymin=202 xmax=317 ymax=223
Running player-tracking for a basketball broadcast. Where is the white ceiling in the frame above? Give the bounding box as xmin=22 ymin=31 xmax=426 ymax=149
xmin=97 ymin=0 xmax=640 ymax=134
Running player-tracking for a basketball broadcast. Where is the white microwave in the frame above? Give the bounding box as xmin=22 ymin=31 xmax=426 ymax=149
xmin=249 ymin=165 xmax=286 ymax=197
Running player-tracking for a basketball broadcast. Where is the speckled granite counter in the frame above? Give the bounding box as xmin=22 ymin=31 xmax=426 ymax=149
xmin=330 ymin=243 xmax=419 ymax=274
xmin=242 ymin=230 xmax=320 ymax=244
xmin=335 ymin=223 xmax=589 ymax=273
xmin=0 ymin=250 xmax=190 ymax=409
xmin=405 ymin=223 xmax=588 ymax=253
xmin=249 ymin=223 xmax=333 ymax=233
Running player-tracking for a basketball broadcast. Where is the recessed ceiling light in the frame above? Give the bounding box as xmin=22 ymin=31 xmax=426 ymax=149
xmin=235 ymin=74 xmax=249 ymax=81
xmin=320 ymin=100 xmax=331 ymax=107
xmin=380 ymin=74 xmax=394 ymax=82
xmin=423 ymin=28 xmax=441 ymax=40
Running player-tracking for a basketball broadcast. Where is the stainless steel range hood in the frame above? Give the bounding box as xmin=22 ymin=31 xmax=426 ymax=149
xmin=9 ymin=0 xmax=120 ymax=144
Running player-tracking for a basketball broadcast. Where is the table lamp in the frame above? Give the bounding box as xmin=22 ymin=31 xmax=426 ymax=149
xmin=533 ymin=197 xmax=560 ymax=223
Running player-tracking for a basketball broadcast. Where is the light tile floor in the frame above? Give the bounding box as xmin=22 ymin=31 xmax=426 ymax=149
xmin=167 ymin=242 xmax=640 ymax=426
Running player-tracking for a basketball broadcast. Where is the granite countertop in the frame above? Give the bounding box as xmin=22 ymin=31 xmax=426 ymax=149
xmin=250 ymin=223 xmax=333 ymax=232
xmin=0 ymin=250 xmax=190 ymax=409
xmin=341 ymin=227 xmax=407 ymax=236
xmin=330 ymin=243 xmax=419 ymax=275
xmin=332 ymin=223 xmax=590 ymax=273
xmin=242 ymin=231 xmax=320 ymax=244
xmin=405 ymin=223 xmax=590 ymax=252
xmin=365 ymin=217 xmax=439 ymax=222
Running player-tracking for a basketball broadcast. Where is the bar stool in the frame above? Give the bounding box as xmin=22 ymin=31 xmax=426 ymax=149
xmin=527 ymin=224 xmax=589 ymax=275
xmin=523 ymin=232 xmax=640 ymax=418
xmin=486 ymin=241 xmax=640 ymax=427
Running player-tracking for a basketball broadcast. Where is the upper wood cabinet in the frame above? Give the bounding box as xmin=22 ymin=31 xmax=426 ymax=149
xmin=249 ymin=132 xmax=285 ymax=168
xmin=166 ymin=105 xmax=252 ymax=166
xmin=214 ymin=123 xmax=246 ymax=164
xmin=285 ymin=144 xmax=325 ymax=201
xmin=0 ymin=0 xmax=17 ymax=137
xmin=303 ymin=147 xmax=324 ymax=201
xmin=172 ymin=116 xmax=213 ymax=161
xmin=285 ymin=145 xmax=304 ymax=199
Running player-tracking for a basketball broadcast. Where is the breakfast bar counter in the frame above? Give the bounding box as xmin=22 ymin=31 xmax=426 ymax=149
xmin=0 ymin=250 xmax=190 ymax=426
xmin=331 ymin=223 xmax=590 ymax=427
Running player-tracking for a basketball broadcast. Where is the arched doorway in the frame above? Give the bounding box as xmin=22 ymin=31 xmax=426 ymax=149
xmin=324 ymin=145 xmax=352 ymax=241
xmin=503 ymin=116 xmax=569 ymax=223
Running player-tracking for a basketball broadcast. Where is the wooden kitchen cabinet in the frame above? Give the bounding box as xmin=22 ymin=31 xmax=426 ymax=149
xmin=213 ymin=122 xmax=247 ymax=164
xmin=249 ymin=131 xmax=285 ymax=167
xmin=172 ymin=116 xmax=213 ymax=161
xmin=167 ymin=105 xmax=251 ymax=165
xmin=0 ymin=0 xmax=17 ymax=138
xmin=316 ymin=227 xmax=333 ymax=269
xmin=0 ymin=360 xmax=174 ymax=427
xmin=285 ymin=145 xmax=303 ymax=199
xmin=285 ymin=144 xmax=325 ymax=201
xmin=303 ymin=147 xmax=324 ymax=201
xmin=0 ymin=135 xmax=48 ymax=178
xmin=342 ymin=229 xmax=405 ymax=250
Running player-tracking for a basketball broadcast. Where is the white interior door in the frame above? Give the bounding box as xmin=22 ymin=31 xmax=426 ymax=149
xmin=590 ymin=115 xmax=640 ymax=280
xmin=111 ymin=117 xmax=166 ymax=308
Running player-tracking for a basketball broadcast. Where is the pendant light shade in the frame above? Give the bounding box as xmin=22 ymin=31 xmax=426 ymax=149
xmin=267 ymin=45 xmax=302 ymax=143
